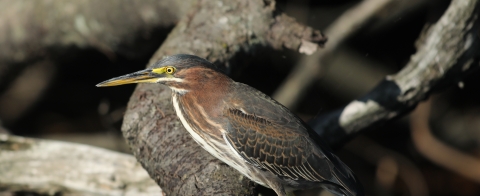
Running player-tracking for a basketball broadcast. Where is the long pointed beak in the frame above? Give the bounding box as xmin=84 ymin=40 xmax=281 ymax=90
xmin=96 ymin=69 xmax=161 ymax=87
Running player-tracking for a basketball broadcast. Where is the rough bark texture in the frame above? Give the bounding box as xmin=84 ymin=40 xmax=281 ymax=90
xmin=0 ymin=134 xmax=161 ymax=196
xmin=121 ymin=0 xmax=326 ymax=195
xmin=2 ymin=0 xmax=478 ymax=195
xmin=0 ymin=0 xmax=326 ymax=195
xmin=0 ymin=0 xmax=192 ymax=92
xmin=310 ymin=0 xmax=480 ymax=148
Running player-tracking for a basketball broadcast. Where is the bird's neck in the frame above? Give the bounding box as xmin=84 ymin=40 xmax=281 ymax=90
xmin=173 ymin=72 xmax=232 ymax=116
xmin=172 ymin=88 xmax=229 ymax=140
xmin=170 ymin=75 xmax=231 ymax=139
xmin=177 ymin=84 xmax=229 ymax=117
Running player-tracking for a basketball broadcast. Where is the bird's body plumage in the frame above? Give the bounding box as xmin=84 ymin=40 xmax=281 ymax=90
xmin=97 ymin=54 xmax=363 ymax=196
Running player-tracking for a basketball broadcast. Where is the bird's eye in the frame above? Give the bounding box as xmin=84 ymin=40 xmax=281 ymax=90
xmin=165 ymin=67 xmax=175 ymax=74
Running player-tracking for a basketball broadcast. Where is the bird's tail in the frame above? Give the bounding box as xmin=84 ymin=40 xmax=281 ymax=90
xmin=327 ymin=154 xmax=364 ymax=196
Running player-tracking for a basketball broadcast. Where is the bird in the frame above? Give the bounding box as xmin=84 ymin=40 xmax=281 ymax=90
xmin=97 ymin=54 xmax=363 ymax=196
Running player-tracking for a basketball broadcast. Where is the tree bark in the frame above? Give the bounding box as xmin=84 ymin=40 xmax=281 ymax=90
xmin=2 ymin=0 xmax=479 ymax=195
xmin=309 ymin=0 xmax=480 ymax=148
xmin=121 ymin=0 xmax=326 ymax=195
xmin=0 ymin=134 xmax=161 ymax=196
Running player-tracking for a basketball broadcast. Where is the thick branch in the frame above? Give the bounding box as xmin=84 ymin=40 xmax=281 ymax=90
xmin=0 ymin=0 xmax=193 ymax=92
xmin=310 ymin=0 xmax=480 ymax=148
xmin=0 ymin=134 xmax=160 ymax=196
xmin=121 ymin=0 xmax=326 ymax=195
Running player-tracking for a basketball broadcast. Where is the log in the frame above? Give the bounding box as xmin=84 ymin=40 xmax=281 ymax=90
xmin=0 ymin=133 xmax=161 ymax=196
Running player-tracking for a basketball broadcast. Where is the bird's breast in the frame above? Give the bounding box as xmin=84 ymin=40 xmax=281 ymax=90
xmin=171 ymin=93 xmax=268 ymax=185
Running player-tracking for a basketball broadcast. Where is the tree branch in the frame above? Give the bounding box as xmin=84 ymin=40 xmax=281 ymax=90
xmin=273 ymin=0 xmax=396 ymax=109
xmin=310 ymin=0 xmax=480 ymax=148
xmin=411 ymin=98 xmax=480 ymax=183
xmin=121 ymin=0 xmax=326 ymax=195
xmin=0 ymin=134 xmax=161 ymax=196
xmin=0 ymin=0 xmax=193 ymax=92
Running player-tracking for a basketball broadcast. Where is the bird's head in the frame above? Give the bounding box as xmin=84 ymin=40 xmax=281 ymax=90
xmin=96 ymin=54 xmax=227 ymax=94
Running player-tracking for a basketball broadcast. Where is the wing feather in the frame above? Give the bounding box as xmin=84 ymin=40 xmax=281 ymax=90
xmin=222 ymin=83 xmax=361 ymax=196
xmin=225 ymin=108 xmax=325 ymax=181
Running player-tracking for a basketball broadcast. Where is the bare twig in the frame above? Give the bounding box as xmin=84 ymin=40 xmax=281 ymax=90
xmin=0 ymin=60 xmax=55 ymax=123
xmin=346 ymin=136 xmax=429 ymax=196
xmin=411 ymin=98 xmax=480 ymax=183
xmin=273 ymin=0 xmax=395 ymax=109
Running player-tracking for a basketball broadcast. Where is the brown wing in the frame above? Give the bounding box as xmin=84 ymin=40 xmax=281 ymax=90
xmin=222 ymin=83 xmax=361 ymax=196
xmin=224 ymin=108 xmax=331 ymax=182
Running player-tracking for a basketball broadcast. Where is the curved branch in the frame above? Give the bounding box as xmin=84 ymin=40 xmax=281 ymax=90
xmin=411 ymin=99 xmax=480 ymax=183
xmin=273 ymin=0 xmax=396 ymax=109
xmin=310 ymin=0 xmax=480 ymax=148
xmin=346 ymin=136 xmax=428 ymax=196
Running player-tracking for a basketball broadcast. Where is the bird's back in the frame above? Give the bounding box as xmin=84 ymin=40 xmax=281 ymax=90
xmin=223 ymin=82 xmax=363 ymax=196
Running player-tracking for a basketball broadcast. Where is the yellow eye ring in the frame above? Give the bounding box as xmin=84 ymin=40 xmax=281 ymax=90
xmin=165 ymin=67 xmax=175 ymax=74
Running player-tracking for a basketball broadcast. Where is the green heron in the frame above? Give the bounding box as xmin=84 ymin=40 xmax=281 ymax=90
xmin=97 ymin=54 xmax=363 ymax=196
